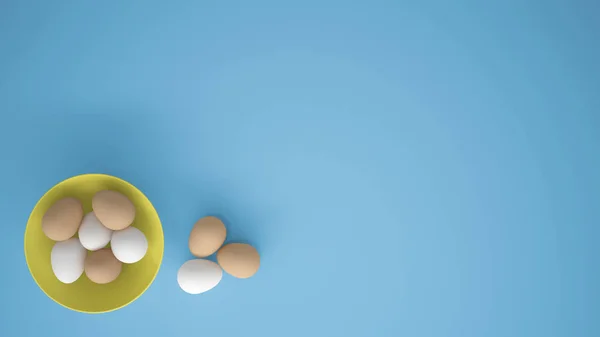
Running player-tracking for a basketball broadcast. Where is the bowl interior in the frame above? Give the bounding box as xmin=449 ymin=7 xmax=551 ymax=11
xmin=24 ymin=174 xmax=164 ymax=313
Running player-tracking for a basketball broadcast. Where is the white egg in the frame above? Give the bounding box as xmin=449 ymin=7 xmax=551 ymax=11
xmin=110 ymin=226 xmax=148 ymax=263
xmin=51 ymin=238 xmax=86 ymax=284
xmin=78 ymin=212 xmax=113 ymax=251
xmin=177 ymin=259 xmax=223 ymax=294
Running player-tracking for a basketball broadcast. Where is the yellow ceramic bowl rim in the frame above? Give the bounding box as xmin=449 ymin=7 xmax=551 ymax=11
xmin=24 ymin=173 xmax=164 ymax=314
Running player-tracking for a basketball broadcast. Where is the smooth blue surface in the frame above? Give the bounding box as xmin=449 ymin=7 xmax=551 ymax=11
xmin=1 ymin=1 xmax=598 ymax=336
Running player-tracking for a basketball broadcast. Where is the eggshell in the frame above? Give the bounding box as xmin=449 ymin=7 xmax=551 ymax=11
xmin=42 ymin=197 xmax=83 ymax=241
xmin=177 ymin=259 xmax=222 ymax=294
xmin=51 ymin=238 xmax=86 ymax=284
xmin=188 ymin=216 xmax=227 ymax=258
xmin=92 ymin=190 xmax=135 ymax=230
xmin=217 ymin=243 xmax=260 ymax=279
xmin=84 ymin=248 xmax=122 ymax=284
xmin=78 ymin=212 xmax=113 ymax=251
xmin=110 ymin=226 xmax=148 ymax=263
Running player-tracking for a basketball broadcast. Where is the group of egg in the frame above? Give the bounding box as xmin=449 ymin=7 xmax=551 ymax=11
xmin=43 ymin=191 xmax=147 ymax=284
xmin=177 ymin=216 xmax=260 ymax=294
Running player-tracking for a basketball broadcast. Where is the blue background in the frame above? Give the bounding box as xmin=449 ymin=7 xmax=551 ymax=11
xmin=1 ymin=1 xmax=598 ymax=336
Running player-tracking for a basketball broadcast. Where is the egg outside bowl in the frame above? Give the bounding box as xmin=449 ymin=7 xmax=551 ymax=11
xmin=24 ymin=174 xmax=164 ymax=314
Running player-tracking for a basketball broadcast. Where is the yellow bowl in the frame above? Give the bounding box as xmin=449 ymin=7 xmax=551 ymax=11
xmin=24 ymin=174 xmax=164 ymax=313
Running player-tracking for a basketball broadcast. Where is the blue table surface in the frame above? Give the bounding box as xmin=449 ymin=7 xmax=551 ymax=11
xmin=1 ymin=1 xmax=598 ymax=336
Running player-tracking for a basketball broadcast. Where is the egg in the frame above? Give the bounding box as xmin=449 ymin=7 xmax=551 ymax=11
xmin=188 ymin=216 xmax=227 ymax=258
xmin=177 ymin=259 xmax=223 ymax=294
xmin=110 ymin=226 xmax=148 ymax=263
xmin=51 ymin=238 xmax=86 ymax=284
xmin=42 ymin=197 xmax=84 ymax=241
xmin=78 ymin=212 xmax=113 ymax=251
xmin=92 ymin=190 xmax=135 ymax=230
xmin=84 ymin=248 xmax=122 ymax=284
xmin=216 ymin=243 xmax=260 ymax=279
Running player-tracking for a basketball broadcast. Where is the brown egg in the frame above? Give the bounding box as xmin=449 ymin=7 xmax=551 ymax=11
xmin=92 ymin=190 xmax=135 ymax=230
xmin=84 ymin=248 xmax=122 ymax=284
xmin=188 ymin=216 xmax=227 ymax=258
xmin=217 ymin=243 xmax=260 ymax=279
xmin=41 ymin=197 xmax=84 ymax=241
